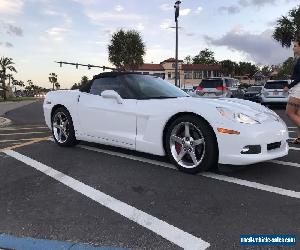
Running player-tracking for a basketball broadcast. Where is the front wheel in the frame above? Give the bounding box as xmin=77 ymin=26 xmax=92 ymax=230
xmin=165 ymin=115 xmax=218 ymax=174
xmin=52 ymin=107 xmax=77 ymax=147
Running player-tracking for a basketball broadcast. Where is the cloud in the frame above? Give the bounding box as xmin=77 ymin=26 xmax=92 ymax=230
xmin=218 ymin=6 xmax=240 ymax=14
xmin=204 ymin=29 xmax=291 ymax=65
xmin=136 ymin=23 xmax=144 ymax=31
xmin=194 ymin=6 xmax=203 ymax=14
xmin=238 ymin=0 xmax=276 ymax=7
xmin=0 ymin=20 xmax=23 ymax=36
xmin=219 ymin=0 xmax=276 ymax=15
xmin=160 ymin=3 xmax=173 ymax=11
xmin=115 ymin=5 xmax=123 ymax=12
xmin=42 ymin=9 xmax=72 ymax=24
xmin=0 ymin=0 xmax=24 ymax=14
xmin=180 ymin=8 xmax=191 ymax=16
xmin=0 ymin=41 xmax=13 ymax=47
xmin=46 ymin=27 xmax=69 ymax=41
xmin=85 ymin=10 xmax=142 ymax=22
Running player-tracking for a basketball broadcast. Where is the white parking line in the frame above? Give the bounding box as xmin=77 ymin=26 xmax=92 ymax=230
xmin=289 ymin=147 xmax=300 ymax=151
xmin=288 ymin=127 xmax=297 ymax=129
xmin=0 ymin=127 xmax=47 ymax=131
xmin=0 ymin=138 xmax=43 ymax=143
xmin=78 ymin=145 xmax=300 ymax=199
xmin=4 ymin=149 xmax=210 ymax=250
xmin=269 ymin=160 xmax=300 ymax=168
xmin=0 ymin=132 xmax=46 ymax=136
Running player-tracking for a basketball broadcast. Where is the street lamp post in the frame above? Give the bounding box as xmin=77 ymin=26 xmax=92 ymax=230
xmin=174 ymin=1 xmax=181 ymax=88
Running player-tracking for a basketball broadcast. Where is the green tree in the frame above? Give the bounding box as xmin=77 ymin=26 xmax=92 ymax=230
xmin=192 ymin=48 xmax=217 ymax=64
xmin=220 ymin=60 xmax=237 ymax=77
xmin=273 ymin=57 xmax=295 ymax=79
xmin=70 ymin=76 xmax=89 ymax=90
xmin=108 ymin=29 xmax=146 ymax=70
xmin=49 ymin=73 xmax=58 ymax=90
xmin=235 ymin=62 xmax=258 ymax=77
xmin=273 ymin=5 xmax=300 ymax=48
xmin=184 ymin=55 xmax=192 ymax=64
xmin=0 ymin=57 xmax=17 ymax=100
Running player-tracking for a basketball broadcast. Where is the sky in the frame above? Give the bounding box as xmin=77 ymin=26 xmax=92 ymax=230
xmin=0 ymin=0 xmax=299 ymax=88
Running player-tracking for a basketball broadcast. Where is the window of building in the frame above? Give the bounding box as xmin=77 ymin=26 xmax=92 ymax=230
xmin=184 ymin=71 xmax=193 ymax=79
xmin=142 ymin=72 xmax=149 ymax=75
xmin=193 ymin=71 xmax=202 ymax=79
xmin=168 ymin=72 xmax=171 ymax=79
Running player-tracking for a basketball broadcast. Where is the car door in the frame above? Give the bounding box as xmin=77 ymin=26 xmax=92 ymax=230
xmin=77 ymin=76 xmax=137 ymax=149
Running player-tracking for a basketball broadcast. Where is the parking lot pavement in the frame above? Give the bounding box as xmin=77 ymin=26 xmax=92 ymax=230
xmin=0 ymin=102 xmax=299 ymax=249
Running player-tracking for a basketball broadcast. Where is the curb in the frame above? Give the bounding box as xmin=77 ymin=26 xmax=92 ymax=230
xmin=0 ymin=233 xmax=127 ymax=250
xmin=0 ymin=117 xmax=11 ymax=127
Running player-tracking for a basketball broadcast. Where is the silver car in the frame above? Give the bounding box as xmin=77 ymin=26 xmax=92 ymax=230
xmin=261 ymin=80 xmax=291 ymax=104
xmin=195 ymin=77 xmax=235 ymax=98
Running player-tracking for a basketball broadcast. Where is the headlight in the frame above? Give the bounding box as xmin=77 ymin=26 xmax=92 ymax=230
xmin=216 ymin=107 xmax=260 ymax=124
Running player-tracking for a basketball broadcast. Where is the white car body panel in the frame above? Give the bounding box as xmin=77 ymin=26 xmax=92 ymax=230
xmin=44 ymin=91 xmax=289 ymax=166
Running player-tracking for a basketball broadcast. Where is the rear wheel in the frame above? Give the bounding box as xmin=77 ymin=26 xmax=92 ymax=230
xmin=165 ymin=115 xmax=218 ymax=174
xmin=52 ymin=107 xmax=77 ymax=147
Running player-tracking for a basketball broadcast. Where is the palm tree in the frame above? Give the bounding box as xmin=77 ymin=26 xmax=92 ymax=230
xmin=273 ymin=5 xmax=300 ymax=48
xmin=0 ymin=57 xmax=17 ymax=100
xmin=48 ymin=73 xmax=58 ymax=90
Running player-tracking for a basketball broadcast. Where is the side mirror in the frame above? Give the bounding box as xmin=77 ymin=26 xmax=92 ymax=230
xmin=101 ymin=90 xmax=123 ymax=104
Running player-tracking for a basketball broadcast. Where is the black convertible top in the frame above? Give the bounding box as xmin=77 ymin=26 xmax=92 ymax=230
xmin=79 ymin=71 xmax=141 ymax=92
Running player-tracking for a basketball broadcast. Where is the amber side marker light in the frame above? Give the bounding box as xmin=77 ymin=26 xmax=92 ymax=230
xmin=217 ymin=128 xmax=240 ymax=135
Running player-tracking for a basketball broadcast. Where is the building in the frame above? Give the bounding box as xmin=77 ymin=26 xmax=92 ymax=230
xmin=134 ymin=58 xmax=222 ymax=88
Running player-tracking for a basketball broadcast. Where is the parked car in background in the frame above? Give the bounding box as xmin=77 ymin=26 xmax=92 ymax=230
xmin=261 ymin=80 xmax=291 ymax=105
xmin=196 ymin=77 xmax=236 ymax=98
xmin=243 ymin=85 xmax=263 ymax=103
xmin=181 ymin=87 xmax=194 ymax=94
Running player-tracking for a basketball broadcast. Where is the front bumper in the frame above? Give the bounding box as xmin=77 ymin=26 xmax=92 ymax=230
xmin=261 ymin=95 xmax=288 ymax=103
xmin=217 ymin=120 xmax=289 ymax=165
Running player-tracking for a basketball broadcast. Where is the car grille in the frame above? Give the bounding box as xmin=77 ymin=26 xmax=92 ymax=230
xmin=267 ymin=141 xmax=281 ymax=151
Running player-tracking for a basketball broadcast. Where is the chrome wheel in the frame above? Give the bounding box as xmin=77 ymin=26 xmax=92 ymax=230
xmin=52 ymin=112 xmax=69 ymax=144
xmin=170 ymin=122 xmax=206 ymax=169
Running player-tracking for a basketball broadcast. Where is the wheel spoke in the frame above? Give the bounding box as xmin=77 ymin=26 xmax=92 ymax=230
xmin=194 ymin=138 xmax=204 ymax=146
xmin=62 ymin=120 xmax=68 ymax=129
xmin=184 ymin=123 xmax=190 ymax=138
xmin=53 ymin=123 xmax=60 ymax=130
xmin=58 ymin=130 xmax=62 ymax=141
xmin=171 ymin=135 xmax=183 ymax=144
xmin=188 ymin=151 xmax=198 ymax=165
xmin=177 ymin=149 xmax=186 ymax=162
xmin=61 ymin=128 xmax=68 ymax=138
xmin=57 ymin=114 xmax=63 ymax=124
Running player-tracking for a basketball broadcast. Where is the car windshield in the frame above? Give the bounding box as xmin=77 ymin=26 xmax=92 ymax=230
xmin=247 ymin=86 xmax=263 ymax=92
xmin=122 ymin=74 xmax=189 ymax=99
xmin=264 ymin=81 xmax=287 ymax=89
xmin=200 ymin=79 xmax=223 ymax=88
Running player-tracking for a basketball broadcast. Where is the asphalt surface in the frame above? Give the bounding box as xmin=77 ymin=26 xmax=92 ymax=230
xmin=0 ymin=100 xmax=299 ymax=250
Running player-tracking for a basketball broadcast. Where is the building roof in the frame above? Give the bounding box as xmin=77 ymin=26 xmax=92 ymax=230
xmin=182 ymin=64 xmax=221 ymax=71
xmin=135 ymin=63 xmax=164 ymax=71
xmin=160 ymin=58 xmax=184 ymax=63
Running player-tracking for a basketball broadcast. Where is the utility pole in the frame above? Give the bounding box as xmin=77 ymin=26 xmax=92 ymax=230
xmin=174 ymin=1 xmax=181 ymax=88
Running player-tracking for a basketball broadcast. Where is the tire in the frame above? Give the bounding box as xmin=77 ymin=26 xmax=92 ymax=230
xmin=51 ymin=107 xmax=77 ymax=147
xmin=165 ymin=115 xmax=218 ymax=174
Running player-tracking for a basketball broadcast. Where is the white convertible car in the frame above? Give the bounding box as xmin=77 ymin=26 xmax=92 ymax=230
xmin=43 ymin=72 xmax=289 ymax=174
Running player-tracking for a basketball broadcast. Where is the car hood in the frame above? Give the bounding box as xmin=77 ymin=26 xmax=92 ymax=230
xmin=182 ymin=97 xmax=280 ymax=123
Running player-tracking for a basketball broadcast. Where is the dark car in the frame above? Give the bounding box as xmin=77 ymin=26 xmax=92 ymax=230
xmin=243 ymin=85 xmax=263 ymax=102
